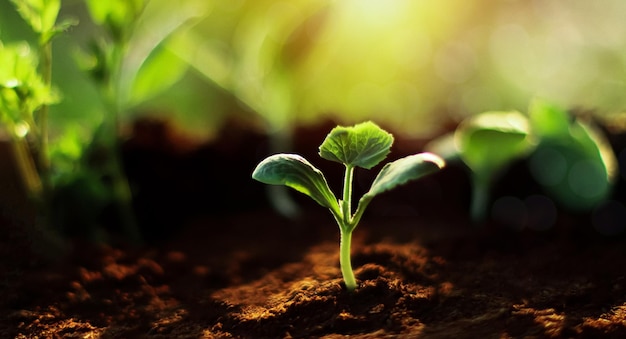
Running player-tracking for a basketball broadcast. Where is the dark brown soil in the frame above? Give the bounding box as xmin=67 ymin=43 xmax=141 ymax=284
xmin=2 ymin=119 xmax=626 ymax=338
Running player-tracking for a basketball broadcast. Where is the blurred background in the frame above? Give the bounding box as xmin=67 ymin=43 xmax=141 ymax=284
xmin=1 ymin=0 xmax=625 ymax=141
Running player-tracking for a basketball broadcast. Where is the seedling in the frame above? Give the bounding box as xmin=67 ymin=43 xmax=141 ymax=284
xmin=527 ymin=99 xmax=616 ymax=210
xmin=427 ymin=111 xmax=536 ymax=222
xmin=454 ymin=111 xmax=535 ymax=222
xmin=1 ymin=1 xmax=72 ymax=255
xmin=2 ymin=0 xmax=197 ymax=244
xmin=252 ymin=121 xmax=445 ymax=291
xmin=3 ymin=0 xmax=74 ymax=199
xmin=426 ymin=99 xmax=617 ymax=224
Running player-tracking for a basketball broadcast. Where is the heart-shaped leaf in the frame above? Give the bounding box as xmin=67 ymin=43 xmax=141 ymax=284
xmin=319 ymin=121 xmax=393 ymax=169
xmin=252 ymin=154 xmax=338 ymax=213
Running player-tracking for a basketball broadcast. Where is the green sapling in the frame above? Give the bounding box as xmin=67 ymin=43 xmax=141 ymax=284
xmin=252 ymin=121 xmax=445 ymax=291
xmin=454 ymin=111 xmax=534 ymax=222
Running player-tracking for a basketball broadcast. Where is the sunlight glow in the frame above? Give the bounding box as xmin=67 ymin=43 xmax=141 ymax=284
xmin=14 ymin=121 xmax=29 ymax=138
xmin=345 ymin=0 xmax=410 ymax=22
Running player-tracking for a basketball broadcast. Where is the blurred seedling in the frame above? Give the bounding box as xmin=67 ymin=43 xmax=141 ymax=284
xmin=252 ymin=121 xmax=445 ymax=291
xmin=170 ymin=2 xmax=332 ymax=218
xmin=55 ymin=0 xmax=201 ymax=242
xmin=426 ymin=99 xmax=617 ymax=224
xmin=426 ymin=111 xmax=535 ymax=222
xmin=2 ymin=0 xmax=201 ymax=244
xmin=527 ymin=99 xmax=616 ymax=211
xmin=0 ymin=0 xmax=75 ymax=255
xmin=454 ymin=111 xmax=535 ymax=222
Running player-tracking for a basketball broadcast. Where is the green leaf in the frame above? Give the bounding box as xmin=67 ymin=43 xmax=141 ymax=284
xmin=528 ymin=113 xmax=617 ymax=211
xmin=131 ymin=45 xmax=188 ymax=105
xmin=455 ymin=111 xmax=533 ymax=177
xmin=41 ymin=0 xmax=60 ymax=34
xmin=122 ymin=0 xmax=203 ymax=106
xmin=85 ymin=0 xmax=145 ymax=40
xmin=0 ymin=43 xmax=56 ymax=122
xmin=252 ymin=154 xmax=338 ymax=213
xmin=45 ymin=17 xmax=78 ymax=43
xmin=49 ymin=124 xmax=85 ymax=175
xmin=528 ymin=98 xmax=570 ymax=138
xmin=455 ymin=110 xmax=534 ymax=222
xmin=11 ymin=0 xmax=60 ymax=34
xmin=319 ymin=121 xmax=393 ymax=169
xmin=363 ymin=152 xmax=445 ymax=200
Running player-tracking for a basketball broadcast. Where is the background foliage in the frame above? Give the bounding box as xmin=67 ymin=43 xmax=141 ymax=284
xmin=1 ymin=0 xmax=625 ymax=141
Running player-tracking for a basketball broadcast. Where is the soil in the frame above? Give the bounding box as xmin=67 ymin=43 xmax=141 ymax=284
xmin=2 ymin=118 xmax=626 ymax=338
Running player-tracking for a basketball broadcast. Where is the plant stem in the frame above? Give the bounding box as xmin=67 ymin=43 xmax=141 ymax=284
xmin=38 ymin=40 xmax=53 ymax=199
xmin=339 ymin=164 xmax=357 ymax=291
xmin=339 ymin=229 xmax=357 ymax=291
xmin=111 ymin=158 xmax=142 ymax=242
xmin=470 ymin=174 xmax=490 ymax=223
xmin=351 ymin=195 xmax=371 ymax=229
xmin=342 ymin=165 xmax=354 ymax=224
xmin=93 ymin=40 xmax=141 ymax=243
xmin=10 ymin=133 xmax=42 ymax=198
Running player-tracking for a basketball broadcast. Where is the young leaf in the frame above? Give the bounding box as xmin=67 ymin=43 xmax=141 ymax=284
xmin=319 ymin=121 xmax=393 ymax=169
xmin=253 ymin=122 xmax=445 ymax=292
xmin=252 ymin=154 xmax=339 ymax=214
xmin=454 ymin=110 xmax=534 ymax=222
xmin=528 ymin=98 xmax=571 ymax=138
xmin=11 ymin=0 xmax=60 ymax=34
xmin=85 ymin=0 xmax=145 ymax=41
xmin=455 ymin=111 xmax=533 ymax=176
xmin=130 ymin=45 xmax=188 ymax=105
xmin=364 ymin=152 xmax=445 ymax=200
xmin=527 ymin=101 xmax=617 ymax=211
xmin=45 ymin=18 xmax=78 ymax=43
xmin=0 ymin=43 xmax=56 ymax=121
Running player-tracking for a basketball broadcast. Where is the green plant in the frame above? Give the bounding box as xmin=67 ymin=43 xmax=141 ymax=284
xmin=252 ymin=121 xmax=445 ymax=291
xmin=454 ymin=110 xmax=535 ymax=222
xmin=426 ymin=99 xmax=617 ymax=224
xmin=173 ymin=1 xmax=331 ymax=218
xmin=73 ymin=0 xmax=153 ymax=243
xmin=1 ymin=0 xmax=201 ymax=244
xmin=8 ymin=0 xmax=76 ymax=196
xmin=17 ymin=0 xmax=199 ymax=243
xmin=0 ymin=1 xmax=75 ymax=255
xmin=1 ymin=0 xmax=73 ymax=199
xmin=19 ymin=0 xmax=199 ymax=243
xmin=0 ymin=42 xmax=51 ymax=199
xmin=527 ymin=99 xmax=616 ymax=211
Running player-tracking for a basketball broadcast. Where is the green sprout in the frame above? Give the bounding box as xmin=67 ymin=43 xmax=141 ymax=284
xmin=454 ymin=111 xmax=535 ymax=222
xmin=1 ymin=0 xmax=75 ymax=256
xmin=527 ymin=99 xmax=617 ymax=211
xmin=425 ymin=99 xmax=617 ymax=224
xmin=9 ymin=0 xmax=76 ymax=197
xmin=252 ymin=121 xmax=445 ymax=291
xmin=3 ymin=0 xmax=196 ymax=244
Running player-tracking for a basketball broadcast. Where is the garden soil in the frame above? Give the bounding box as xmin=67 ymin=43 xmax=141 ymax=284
xmin=2 ymin=119 xmax=626 ymax=338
